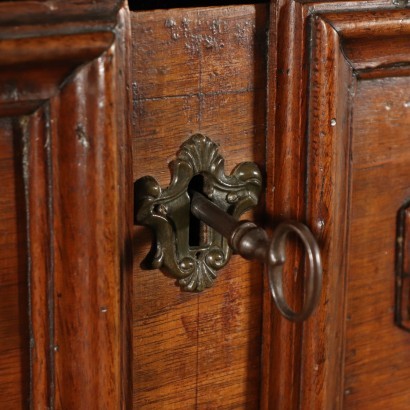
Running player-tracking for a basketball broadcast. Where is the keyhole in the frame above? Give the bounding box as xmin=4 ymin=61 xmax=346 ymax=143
xmin=188 ymin=174 xmax=207 ymax=247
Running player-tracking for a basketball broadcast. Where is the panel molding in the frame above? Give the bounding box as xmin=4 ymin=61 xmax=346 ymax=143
xmin=0 ymin=0 xmax=122 ymax=27
xmin=0 ymin=3 xmax=132 ymax=408
xmin=0 ymin=30 xmax=115 ymax=117
xmin=264 ymin=2 xmax=410 ymax=409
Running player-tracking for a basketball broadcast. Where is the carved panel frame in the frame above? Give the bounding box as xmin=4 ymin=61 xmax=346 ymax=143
xmin=0 ymin=3 xmax=132 ymax=408
xmin=264 ymin=3 xmax=410 ymax=409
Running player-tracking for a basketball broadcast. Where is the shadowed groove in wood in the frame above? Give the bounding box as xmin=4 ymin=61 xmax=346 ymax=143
xmin=0 ymin=118 xmax=30 ymax=409
xmin=0 ymin=3 xmax=132 ymax=408
xmin=264 ymin=3 xmax=410 ymax=409
xmin=129 ymin=0 xmax=267 ymax=11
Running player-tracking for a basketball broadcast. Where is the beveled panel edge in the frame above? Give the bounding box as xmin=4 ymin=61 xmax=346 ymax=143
xmin=0 ymin=4 xmax=132 ymax=408
xmin=264 ymin=2 xmax=410 ymax=409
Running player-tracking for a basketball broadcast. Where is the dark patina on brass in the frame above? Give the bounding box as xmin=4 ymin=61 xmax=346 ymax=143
xmin=191 ymin=192 xmax=322 ymax=322
xmin=134 ymin=134 xmax=262 ymax=291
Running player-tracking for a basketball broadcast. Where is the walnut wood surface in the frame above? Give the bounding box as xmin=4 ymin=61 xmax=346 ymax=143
xmin=49 ymin=11 xmax=131 ymax=406
xmin=25 ymin=108 xmax=53 ymax=409
xmin=131 ymin=5 xmax=267 ymax=408
xmin=0 ymin=0 xmax=122 ymax=27
xmin=2 ymin=1 xmax=410 ymax=409
xmin=344 ymin=75 xmax=410 ymax=409
xmin=0 ymin=118 xmax=29 ymax=409
xmin=0 ymin=3 xmax=132 ymax=409
xmin=265 ymin=2 xmax=410 ymax=409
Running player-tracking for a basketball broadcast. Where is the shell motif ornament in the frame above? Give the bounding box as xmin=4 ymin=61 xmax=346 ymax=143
xmin=134 ymin=134 xmax=262 ymax=292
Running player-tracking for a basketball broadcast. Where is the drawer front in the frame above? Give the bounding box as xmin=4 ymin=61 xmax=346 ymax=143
xmin=131 ymin=5 xmax=267 ymax=408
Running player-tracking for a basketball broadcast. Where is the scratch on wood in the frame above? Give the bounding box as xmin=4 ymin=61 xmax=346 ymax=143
xmin=235 ymin=20 xmax=256 ymax=46
xmin=164 ymin=17 xmax=229 ymax=53
xmin=75 ymin=124 xmax=90 ymax=149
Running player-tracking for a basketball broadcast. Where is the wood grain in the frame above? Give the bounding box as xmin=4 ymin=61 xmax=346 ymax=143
xmin=0 ymin=30 xmax=115 ymax=117
xmin=0 ymin=3 xmax=132 ymax=409
xmin=263 ymin=1 xmax=309 ymax=407
xmin=50 ymin=8 xmax=132 ymax=408
xmin=301 ymin=15 xmax=353 ymax=410
xmin=25 ymin=108 xmax=53 ymax=409
xmin=0 ymin=0 xmax=122 ymax=27
xmin=265 ymin=2 xmax=410 ymax=409
xmin=132 ymin=5 xmax=267 ymax=408
xmin=0 ymin=118 xmax=29 ymax=409
xmin=344 ymin=76 xmax=410 ymax=409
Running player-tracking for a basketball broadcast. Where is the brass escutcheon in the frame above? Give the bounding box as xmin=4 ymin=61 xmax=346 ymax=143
xmin=134 ymin=134 xmax=262 ymax=291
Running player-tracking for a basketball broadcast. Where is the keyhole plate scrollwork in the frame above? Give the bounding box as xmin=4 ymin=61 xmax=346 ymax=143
xmin=134 ymin=134 xmax=262 ymax=292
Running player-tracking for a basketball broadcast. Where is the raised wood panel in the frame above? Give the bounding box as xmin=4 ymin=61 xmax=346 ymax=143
xmin=132 ymin=5 xmax=267 ymax=408
xmin=0 ymin=118 xmax=29 ymax=409
xmin=0 ymin=4 xmax=132 ymax=409
xmin=344 ymin=76 xmax=410 ymax=409
xmin=265 ymin=2 xmax=410 ymax=409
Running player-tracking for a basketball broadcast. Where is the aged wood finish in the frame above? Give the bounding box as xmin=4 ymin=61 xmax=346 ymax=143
xmin=345 ymin=76 xmax=410 ymax=409
xmin=2 ymin=1 xmax=410 ymax=409
xmin=265 ymin=2 xmax=410 ymax=409
xmin=396 ymin=200 xmax=410 ymax=331
xmin=0 ymin=2 xmax=132 ymax=408
xmin=0 ymin=119 xmax=29 ymax=408
xmin=0 ymin=0 xmax=123 ymax=26
xmin=25 ymin=108 xmax=53 ymax=409
xmin=131 ymin=5 xmax=267 ymax=408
